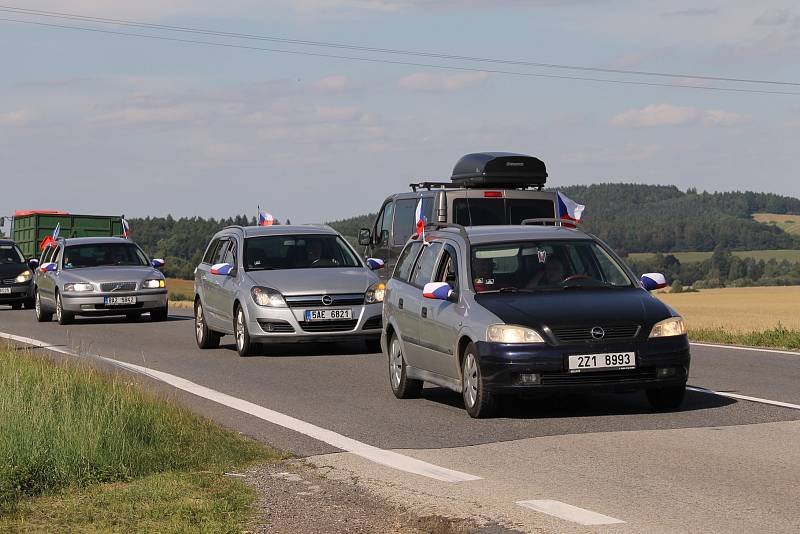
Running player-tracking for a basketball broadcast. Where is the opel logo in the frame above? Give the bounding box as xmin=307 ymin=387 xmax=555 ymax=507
xmin=590 ymin=326 xmax=605 ymax=340
xmin=322 ymin=295 xmax=333 ymax=306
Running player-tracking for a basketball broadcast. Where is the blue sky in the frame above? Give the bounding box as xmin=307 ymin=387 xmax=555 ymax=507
xmin=1 ymin=0 xmax=799 ymax=227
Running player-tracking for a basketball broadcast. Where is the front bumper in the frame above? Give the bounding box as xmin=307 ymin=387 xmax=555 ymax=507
xmin=0 ymin=281 xmax=33 ymax=304
xmin=475 ymin=336 xmax=690 ymax=394
xmin=61 ymin=290 xmax=168 ymax=315
xmin=244 ymin=299 xmax=383 ymax=343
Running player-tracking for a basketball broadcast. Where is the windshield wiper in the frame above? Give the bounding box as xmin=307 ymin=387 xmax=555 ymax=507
xmin=562 ymin=280 xmax=615 ymax=289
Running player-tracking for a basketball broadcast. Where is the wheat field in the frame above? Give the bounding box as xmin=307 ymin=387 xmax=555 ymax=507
xmin=657 ymin=286 xmax=800 ymax=333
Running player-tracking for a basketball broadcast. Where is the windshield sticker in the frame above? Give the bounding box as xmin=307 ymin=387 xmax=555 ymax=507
xmin=538 ymin=250 xmax=547 ymax=263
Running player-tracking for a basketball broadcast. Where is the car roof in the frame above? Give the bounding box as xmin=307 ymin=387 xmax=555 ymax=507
xmin=220 ymin=225 xmax=339 ymax=238
xmin=0 ymin=239 xmax=18 ymax=246
xmin=430 ymin=225 xmax=591 ymax=246
xmin=62 ymin=237 xmax=135 ymax=246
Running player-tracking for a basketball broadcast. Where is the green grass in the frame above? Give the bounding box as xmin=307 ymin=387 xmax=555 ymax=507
xmin=168 ymin=292 xmax=192 ymax=302
xmin=628 ymin=249 xmax=800 ymax=263
xmin=0 ymin=471 xmax=256 ymax=533
xmin=0 ymin=347 xmax=282 ymax=521
xmin=689 ymin=326 xmax=800 ymax=350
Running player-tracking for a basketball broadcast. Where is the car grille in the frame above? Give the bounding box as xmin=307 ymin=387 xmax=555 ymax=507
xmin=540 ymin=368 xmax=657 ymax=386
xmin=550 ymin=324 xmax=640 ymax=344
xmin=100 ymin=281 xmax=137 ymax=292
xmin=284 ymin=294 xmax=365 ymax=308
xmin=298 ymin=320 xmax=358 ymax=332
xmin=363 ymin=315 xmax=382 ymax=330
xmin=257 ymin=320 xmax=295 ymax=333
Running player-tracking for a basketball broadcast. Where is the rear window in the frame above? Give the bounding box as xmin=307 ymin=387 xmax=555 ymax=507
xmin=453 ymin=198 xmax=555 ymax=226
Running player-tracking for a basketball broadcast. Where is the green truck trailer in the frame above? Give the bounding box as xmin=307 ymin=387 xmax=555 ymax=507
xmin=12 ymin=211 xmax=124 ymax=259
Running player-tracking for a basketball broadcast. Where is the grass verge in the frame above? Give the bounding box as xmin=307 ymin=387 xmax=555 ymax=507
xmin=690 ymin=326 xmax=800 ymax=350
xmin=0 ymin=346 xmax=282 ymax=530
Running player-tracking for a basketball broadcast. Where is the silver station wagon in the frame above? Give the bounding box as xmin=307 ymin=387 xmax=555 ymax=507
xmin=33 ymin=237 xmax=168 ymax=325
xmin=193 ymin=225 xmax=385 ymax=356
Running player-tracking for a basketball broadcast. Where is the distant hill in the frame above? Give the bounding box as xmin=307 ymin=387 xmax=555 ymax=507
xmin=554 ymin=184 xmax=800 ymax=253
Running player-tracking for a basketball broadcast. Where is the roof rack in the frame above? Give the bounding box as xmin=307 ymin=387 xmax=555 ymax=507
xmin=521 ymin=218 xmax=580 ymax=228
xmin=409 ymin=181 xmax=460 ymax=192
xmin=428 ymin=222 xmax=470 ymax=243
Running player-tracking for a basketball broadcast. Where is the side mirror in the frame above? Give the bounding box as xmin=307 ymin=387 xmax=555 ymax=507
xmin=423 ymin=282 xmax=453 ymax=300
xmin=210 ymin=262 xmax=234 ymax=276
xmin=28 ymin=258 xmax=39 ymax=269
xmin=39 ymin=262 xmax=57 ymax=273
xmin=151 ymin=258 xmax=165 ymax=268
xmin=641 ymin=273 xmax=667 ymax=291
xmin=366 ymin=258 xmax=385 ymax=270
xmin=358 ymin=228 xmax=371 ymax=246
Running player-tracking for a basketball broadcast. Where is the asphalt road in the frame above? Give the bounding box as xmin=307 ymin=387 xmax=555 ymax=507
xmin=2 ymin=305 xmax=799 ymax=533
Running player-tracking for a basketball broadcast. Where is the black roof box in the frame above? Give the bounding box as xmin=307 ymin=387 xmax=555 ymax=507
xmin=451 ymin=152 xmax=547 ymax=188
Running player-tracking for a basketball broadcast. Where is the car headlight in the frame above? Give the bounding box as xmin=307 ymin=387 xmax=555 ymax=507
xmin=365 ymin=282 xmax=385 ymax=304
xmin=487 ymin=324 xmax=545 ymax=344
xmin=142 ymin=279 xmax=166 ymax=289
xmin=64 ymin=282 xmax=93 ymax=292
xmin=14 ymin=270 xmax=32 ymax=283
xmin=251 ymin=287 xmax=288 ymax=308
xmin=649 ymin=317 xmax=687 ymax=338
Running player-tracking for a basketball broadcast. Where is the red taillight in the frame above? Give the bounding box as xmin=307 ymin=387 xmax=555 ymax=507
xmin=484 ymin=191 xmax=502 ymax=198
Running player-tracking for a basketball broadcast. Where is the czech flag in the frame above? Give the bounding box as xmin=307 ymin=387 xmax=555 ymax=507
xmin=423 ymin=282 xmax=451 ymax=300
xmin=39 ymin=222 xmax=61 ymax=250
xmin=412 ymin=198 xmax=427 ymax=241
xmin=641 ymin=273 xmax=667 ymax=291
xmin=122 ymin=218 xmax=130 ymax=238
xmin=366 ymin=258 xmax=385 ymax=270
xmin=258 ymin=207 xmax=275 ymax=227
xmin=210 ymin=263 xmax=233 ymax=275
xmin=556 ymin=192 xmax=585 ymax=227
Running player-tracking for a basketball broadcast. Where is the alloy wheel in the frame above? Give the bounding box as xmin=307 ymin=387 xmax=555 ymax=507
xmin=195 ymin=303 xmax=205 ymax=344
xmin=390 ymin=337 xmax=403 ymax=390
xmin=236 ymin=309 xmax=245 ymax=351
xmin=463 ymin=352 xmax=478 ymax=409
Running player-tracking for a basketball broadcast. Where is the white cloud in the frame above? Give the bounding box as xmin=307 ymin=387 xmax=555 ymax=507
xmin=611 ymin=104 xmax=698 ymax=127
xmin=0 ymin=109 xmax=35 ymax=126
xmin=313 ymin=74 xmax=351 ymax=92
xmin=398 ymin=71 xmax=489 ymax=92
xmin=611 ymin=104 xmax=749 ymax=128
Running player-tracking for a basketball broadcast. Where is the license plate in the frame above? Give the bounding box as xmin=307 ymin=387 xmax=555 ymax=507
xmin=104 ymin=296 xmax=137 ymax=306
xmin=0 ymin=288 xmax=10 ymax=294
xmin=305 ymin=309 xmax=352 ymax=321
xmin=568 ymin=352 xmax=635 ymax=373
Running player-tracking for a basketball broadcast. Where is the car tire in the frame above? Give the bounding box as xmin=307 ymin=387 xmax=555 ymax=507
xmin=194 ymin=299 xmax=220 ymax=349
xmin=150 ymin=305 xmax=168 ymax=322
xmin=55 ymin=291 xmax=74 ymax=325
xmin=388 ymin=334 xmax=422 ymax=399
xmin=646 ymin=385 xmax=686 ymax=410
xmin=34 ymin=290 xmax=53 ymax=322
xmin=365 ymin=338 xmax=382 ymax=354
xmin=11 ymin=302 xmax=22 ymax=310
xmin=461 ymin=343 xmax=495 ymax=418
xmin=234 ymin=305 xmax=257 ymax=357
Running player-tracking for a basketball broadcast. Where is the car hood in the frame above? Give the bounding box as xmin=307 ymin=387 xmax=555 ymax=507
xmin=474 ymin=287 xmax=675 ymax=329
xmin=58 ymin=266 xmax=164 ymax=284
xmin=0 ymin=263 xmax=29 ymax=279
xmin=245 ymin=267 xmax=378 ymax=295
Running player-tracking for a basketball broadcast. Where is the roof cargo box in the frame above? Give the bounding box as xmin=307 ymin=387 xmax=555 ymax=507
xmin=451 ymin=152 xmax=547 ymax=189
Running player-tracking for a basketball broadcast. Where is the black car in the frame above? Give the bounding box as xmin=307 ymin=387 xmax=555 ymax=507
xmin=0 ymin=239 xmax=37 ymax=309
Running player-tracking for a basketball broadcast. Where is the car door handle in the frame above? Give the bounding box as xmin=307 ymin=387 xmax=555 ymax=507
xmin=398 ymin=298 xmax=404 ymax=310
xmin=421 ymin=307 xmax=427 ymax=318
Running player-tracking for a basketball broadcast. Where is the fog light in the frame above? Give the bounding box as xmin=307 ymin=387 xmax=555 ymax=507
xmin=518 ymin=373 xmax=541 ymax=385
xmin=656 ymin=367 xmax=677 ymax=378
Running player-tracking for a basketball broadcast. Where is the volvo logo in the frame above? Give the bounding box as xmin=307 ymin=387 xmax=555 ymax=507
xmin=112 ymin=283 xmax=123 ymax=292
xmin=590 ymin=326 xmax=605 ymax=340
xmin=321 ymin=295 xmax=333 ymax=306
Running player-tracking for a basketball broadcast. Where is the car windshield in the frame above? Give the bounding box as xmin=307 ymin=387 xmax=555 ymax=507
xmin=0 ymin=244 xmax=25 ymax=264
xmin=63 ymin=243 xmax=149 ymax=269
xmin=245 ymin=234 xmax=361 ymax=271
xmin=471 ymin=239 xmax=633 ymax=292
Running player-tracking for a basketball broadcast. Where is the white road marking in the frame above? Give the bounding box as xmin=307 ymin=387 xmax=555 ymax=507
xmin=516 ymin=500 xmax=625 ymax=525
xmin=691 ymin=342 xmax=799 ymax=356
xmin=0 ymin=331 xmax=480 ymax=483
xmin=688 ymin=386 xmax=800 ymax=411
